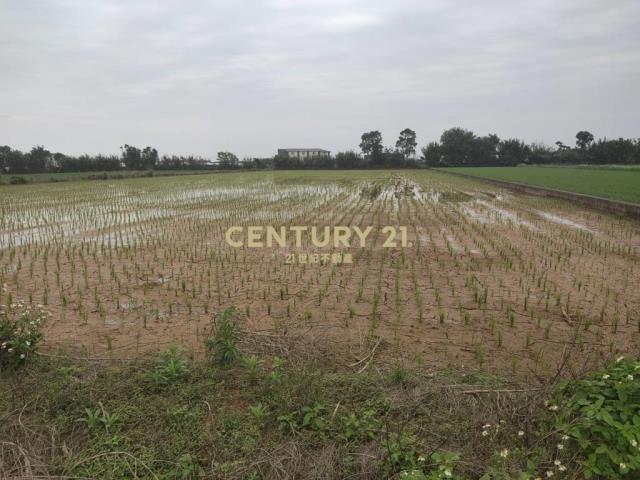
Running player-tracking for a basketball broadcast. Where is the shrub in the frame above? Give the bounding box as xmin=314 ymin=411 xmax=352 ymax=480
xmin=277 ymin=403 xmax=326 ymax=434
xmin=170 ymin=453 xmax=201 ymax=479
xmin=205 ymin=307 xmax=241 ymax=366
xmin=0 ymin=301 xmax=47 ymax=369
xmin=383 ymin=431 xmax=422 ymax=474
xmin=340 ymin=409 xmax=379 ymax=442
xmin=248 ymin=402 xmax=268 ymax=424
xmin=79 ymin=402 xmax=120 ymax=432
xmin=241 ymin=354 xmax=261 ymax=383
xmin=88 ymin=173 xmax=108 ymax=180
xmin=552 ymin=357 xmax=640 ymax=479
xmin=9 ymin=176 xmax=27 ymax=185
xmin=397 ymin=451 xmax=464 ymax=480
xmin=148 ymin=345 xmax=189 ymax=387
xmin=429 ymin=451 xmax=463 ymax=479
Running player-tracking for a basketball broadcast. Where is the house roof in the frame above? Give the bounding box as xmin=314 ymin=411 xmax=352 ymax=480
xmin=278 ymin=148 xmax=330 ymax=152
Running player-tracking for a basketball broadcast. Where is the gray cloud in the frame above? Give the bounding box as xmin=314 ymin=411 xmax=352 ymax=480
xmin=1 ymin=0 xmax=639 ymax=157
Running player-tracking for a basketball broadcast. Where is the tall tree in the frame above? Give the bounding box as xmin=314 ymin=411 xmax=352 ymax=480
xmin=439 ymin=127 xmax=476 ymax=165
xmin=120 ymin=144 xmax=142 ymax=170
xmin=473 ymin=134 xmax=500 ymax=166
xmin=498 ymin=139 xmax=530 ymax=166
xmin=421 ymin=142 xmax=441 ymax=166
xmin=28 ymin=145 xmax=52 ymax=172
xmin=395 ymin=128 xmax=417 ymax=158
xmin=589 ymin=138 xmax=637 ymax=164
xmin=217 ymin=151 xmax=239 ymax=168
xmin=0 ymin=146 xmax=10 ymax=172
xmin=5 ymin=148 xmax=27 ymax=173
xmin=141 ymin=146 xmax=158 ymax=169
xmin=359 ymin=131 xmax=383 ymax=165
xmin=52 ymin=152 xmax=68 ymax=171
xmin=575 ymin=131 xmax=594 ymax=150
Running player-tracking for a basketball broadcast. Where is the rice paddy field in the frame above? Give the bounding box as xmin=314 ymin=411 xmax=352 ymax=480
xmin=444 ymin=166 xmax=640 ymax=204
xmin=2 ymin=169 xmax=639 ymax=378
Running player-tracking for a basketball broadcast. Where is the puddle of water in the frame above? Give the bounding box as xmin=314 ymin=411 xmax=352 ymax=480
xmin=537 ymin=211 xmax=593 ymax=232
xmin=460 ymin=205 xmax=492 ymax=224
xmin=473 ymin=200 xmax=536 ymax=229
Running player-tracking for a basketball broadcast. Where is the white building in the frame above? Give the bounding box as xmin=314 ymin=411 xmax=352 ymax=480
xmin=277 ymin=148 xmax=331 ymax=159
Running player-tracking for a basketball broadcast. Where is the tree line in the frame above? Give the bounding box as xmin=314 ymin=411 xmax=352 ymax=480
xmin=421 ymin=129 xmax=640 ymax=167
xmin=2 ymin=128 xmax=639 ymax=174
xmin=0 ymin=145 xmax=213 ymax=174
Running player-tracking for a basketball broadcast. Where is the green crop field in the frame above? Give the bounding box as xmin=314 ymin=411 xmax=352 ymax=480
xmin=443 ymin=166 xmax=640 ymax=204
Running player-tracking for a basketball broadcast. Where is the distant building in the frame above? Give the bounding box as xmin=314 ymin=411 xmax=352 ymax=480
xmin=277 ymin=148 xmax=331 ymax=159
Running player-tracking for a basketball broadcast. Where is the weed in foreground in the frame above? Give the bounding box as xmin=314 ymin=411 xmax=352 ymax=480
xmin=0 ymin=300 xmax=47 ymax=370
xmin=205 ymin=306 xmax=241 ymax=366
xmin=147 ymin=345 xmax=190 ymax=388
xmin=550 ymin=357 xmax=640 ymax=479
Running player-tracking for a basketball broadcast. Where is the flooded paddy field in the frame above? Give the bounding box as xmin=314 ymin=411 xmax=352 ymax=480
xmin=1 ymin=170 xmax=639 ymax=378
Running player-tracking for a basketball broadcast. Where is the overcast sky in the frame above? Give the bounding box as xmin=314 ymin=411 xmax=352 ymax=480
xmin=1 ymin=0 xmax=639 ymax=158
